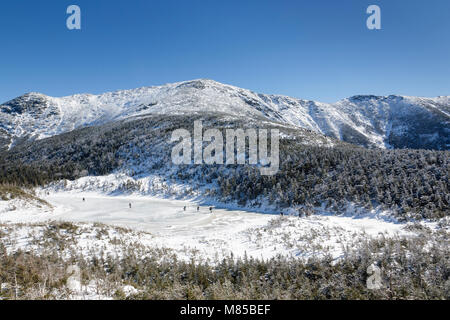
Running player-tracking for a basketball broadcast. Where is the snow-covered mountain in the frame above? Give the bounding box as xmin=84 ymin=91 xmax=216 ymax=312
xmin=1 ymin=79 xmax=449 ymax=150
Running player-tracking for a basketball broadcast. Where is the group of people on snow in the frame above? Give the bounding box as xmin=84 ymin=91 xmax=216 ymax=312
xmin=82 ymin=198 xmax=214 ymax=213
xmin=183 ymin=205 xmax=214 ymax=213
xmin=82 ymin=197 xmax=313 ymax=217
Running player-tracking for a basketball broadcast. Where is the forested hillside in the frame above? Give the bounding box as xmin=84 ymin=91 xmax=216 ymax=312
xmin=1 ymin=114 xmax=448 ymax=221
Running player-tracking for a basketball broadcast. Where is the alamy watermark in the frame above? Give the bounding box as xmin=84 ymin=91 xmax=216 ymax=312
xmin=367 ymin=5 xmax=381 ymax=30
xmin=66 ymin=5 xmax=381 ymax=31
xmin=66 ymin=5 xmax=81 ymax=30
xmin=170 ymin=121 xmax=279 ymax=176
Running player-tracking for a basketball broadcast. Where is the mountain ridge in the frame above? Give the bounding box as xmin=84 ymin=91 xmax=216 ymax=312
xmin=1 ymin=79 xmax=449 ymax=150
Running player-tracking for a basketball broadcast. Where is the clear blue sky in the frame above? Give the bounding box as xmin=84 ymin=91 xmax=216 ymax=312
xmin=0 ymin=0 xmax=449 ymax=103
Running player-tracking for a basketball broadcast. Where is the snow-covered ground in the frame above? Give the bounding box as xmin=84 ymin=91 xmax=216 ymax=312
xmin=0 ymin=191 xmax=415 ymax=262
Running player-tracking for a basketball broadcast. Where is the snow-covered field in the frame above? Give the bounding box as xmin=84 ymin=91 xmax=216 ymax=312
xmin=0 ymin=191 xmax=415 ymax=262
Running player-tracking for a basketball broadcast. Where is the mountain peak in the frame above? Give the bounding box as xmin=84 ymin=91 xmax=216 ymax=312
xmin=0 ymin=92 xmax=51 ymax=115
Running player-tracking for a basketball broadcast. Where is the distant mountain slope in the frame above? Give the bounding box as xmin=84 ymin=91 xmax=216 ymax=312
xmin=1 ymin=79 xmax=449 ymax=150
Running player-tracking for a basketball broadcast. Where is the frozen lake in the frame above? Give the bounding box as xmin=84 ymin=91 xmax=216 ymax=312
xmin=44 ymin=193 xmax=274 ymax=237
xmin=0 ymin=192 xmax=410 ymax=261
